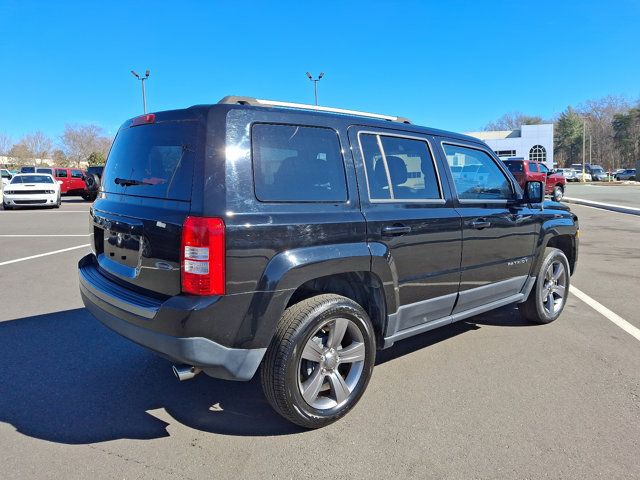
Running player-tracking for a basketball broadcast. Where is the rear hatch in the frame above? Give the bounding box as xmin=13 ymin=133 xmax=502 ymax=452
xmin=91 ymin=110 xmax=205 ymax=297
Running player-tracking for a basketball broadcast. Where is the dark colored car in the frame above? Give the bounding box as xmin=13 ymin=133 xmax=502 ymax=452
xmin=79 ymin=97 xmax=579 ymax=428
xmin=503 ymin=159 xmax=566 ymax=201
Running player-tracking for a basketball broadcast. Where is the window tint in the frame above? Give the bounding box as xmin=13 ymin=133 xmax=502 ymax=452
xmin=71 ymin=169 xmax=83 ymax=178
xmin=504 ymin=161 xmax=523 ymax=173
xmin=102 ymin=121 xmax=199 ymax=201
xmin=252 ymin=124 xmax=347 ymax=202
xmin=443 ymin=144 xmax=512 ymax=200
xmin=360 ymin=134 xmax=440 ymax=201
xmin=359 ymin=134 xmax=390 ymax=200
xmin=56 ymin=169 xmax=68 ymax=178
xmin=529 ymin=163 xmax=539 ymax=172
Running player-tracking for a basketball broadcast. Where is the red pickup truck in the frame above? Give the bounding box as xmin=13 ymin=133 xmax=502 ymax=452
xmin=503 ymin=159 xmax=566 ymax=201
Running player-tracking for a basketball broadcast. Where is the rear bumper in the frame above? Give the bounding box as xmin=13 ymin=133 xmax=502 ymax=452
xmin=78 ymin=255 xmax=265 ymax=381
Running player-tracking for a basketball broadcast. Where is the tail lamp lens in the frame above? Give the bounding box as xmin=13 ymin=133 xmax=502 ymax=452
xmin=181 ymin=216 xmax=225 ymax=295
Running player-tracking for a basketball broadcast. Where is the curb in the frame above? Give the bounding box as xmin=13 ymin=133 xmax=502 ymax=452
xmin=563 ymin=196 xmax=640 ymax=216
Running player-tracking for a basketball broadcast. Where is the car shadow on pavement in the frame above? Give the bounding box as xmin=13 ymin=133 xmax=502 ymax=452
xmin=0 ymin=305 xmax=533 ymax=444
xmin=0 ymin=308 xmax=302 ymax=444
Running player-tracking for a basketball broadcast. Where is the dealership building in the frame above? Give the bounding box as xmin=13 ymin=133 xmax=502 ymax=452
xmin=466 ymin=124 xmax=554 ymax=169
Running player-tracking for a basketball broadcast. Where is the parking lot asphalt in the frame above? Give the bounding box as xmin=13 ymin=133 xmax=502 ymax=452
xmin=0 ymin=200 xmax=638 ymax=480
xmin=567 ymin=183 xmax=640 ymax=208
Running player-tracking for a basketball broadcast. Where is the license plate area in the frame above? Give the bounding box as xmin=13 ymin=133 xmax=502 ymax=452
xmin=103 ymin=229 xmax=141 ymax=269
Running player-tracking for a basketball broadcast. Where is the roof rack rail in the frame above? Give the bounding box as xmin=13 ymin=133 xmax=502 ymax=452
xmin=218 ymin=96 xmax=411 ymax=124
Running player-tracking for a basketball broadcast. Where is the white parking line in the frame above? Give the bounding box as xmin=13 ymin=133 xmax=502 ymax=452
xmin=571 ymin=286 xmax=640 ymax=342
xmin=0 ymin=244 xmax=90 ymax=267
xmin=0 ymin=234 xmax=91 ymax=237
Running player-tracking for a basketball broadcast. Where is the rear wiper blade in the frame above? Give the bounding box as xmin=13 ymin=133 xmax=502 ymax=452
xmin=114 ymin=177 xmax=152 ymax=187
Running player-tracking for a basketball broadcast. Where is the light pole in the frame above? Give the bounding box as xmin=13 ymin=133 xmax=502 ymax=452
xmin=581 ymin=119 xmax=586 ymax=183
xmin=131 ymin=69 xmax=150 ymax=113
xmin=306 ymin=71 xmax=324 ymax=106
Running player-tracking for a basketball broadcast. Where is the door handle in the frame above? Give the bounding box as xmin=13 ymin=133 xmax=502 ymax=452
xmin=382 ymin=225 xmax=412 ymax=236
xmin=468 ymin=219 xmax=491 ymax=229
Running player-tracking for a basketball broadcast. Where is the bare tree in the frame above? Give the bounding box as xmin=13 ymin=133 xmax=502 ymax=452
xmin=0 ymin=134 xmax=12 ymax=156
xmin=60 ymin=124 xmax=112 ymax=166
xmin=577 ymin=95 xmax=631 ymax=172
xmin=22 ymin=131 xmax=53 ymax=159
xmin=485 ymin=112 xmax=544 ymax=130
xmin=8 ymin=142 xmax=34 ymax=164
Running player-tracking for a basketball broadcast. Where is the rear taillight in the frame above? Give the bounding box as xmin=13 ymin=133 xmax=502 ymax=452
xmin=181 ymin=216 xmax=225 ymax=295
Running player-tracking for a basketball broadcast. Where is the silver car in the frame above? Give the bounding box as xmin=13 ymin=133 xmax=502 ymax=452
xmin=556 ymin=168 xmax=579 ymax=182
xmin=615 ymin=169 xmax=636 ymax=181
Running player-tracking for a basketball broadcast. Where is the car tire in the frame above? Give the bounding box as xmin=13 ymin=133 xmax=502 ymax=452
xmin=552 ymin=185 xmax=564 ymax=201
xmin=261 ymin=294 xmax=376 ymax=429
xmin=519 ymin=247 xmax=570 ymax=324
xmin=54 ymin=194 xmax=61 ymax=208
xmin=3 ymin=203 xmax=12 ymax=210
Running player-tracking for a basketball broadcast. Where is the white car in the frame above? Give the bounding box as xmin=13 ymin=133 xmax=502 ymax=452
xmin=1 ymin=168 xmax=12 ymax=188
xmin=575 ymin=172 xmax=592 ymax=182
xmin=2 ymin=173 xmax=61 ymax=210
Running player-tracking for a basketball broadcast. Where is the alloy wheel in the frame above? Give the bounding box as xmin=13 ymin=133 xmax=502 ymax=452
xmin=541 ymin=260 xmax=566 ymax=315
xmin=298 ymin=317 xmax=366 ymax=410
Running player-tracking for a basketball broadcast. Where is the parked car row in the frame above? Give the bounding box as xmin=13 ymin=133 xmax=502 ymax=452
xmin=1 ymin=165 xmax=103 ymax=202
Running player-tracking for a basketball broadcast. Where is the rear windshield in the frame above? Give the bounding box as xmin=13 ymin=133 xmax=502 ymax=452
xmin=102 ymin=120 xmax=199 ymax=201
xmin=11 ymin=175 xmax=53 ymax=184
xmin=504 ymin=161 xmax=523 ymax=173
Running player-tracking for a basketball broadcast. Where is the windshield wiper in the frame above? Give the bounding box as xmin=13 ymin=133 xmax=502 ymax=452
xmin=114 ymin=177 xmax=152 ymax=187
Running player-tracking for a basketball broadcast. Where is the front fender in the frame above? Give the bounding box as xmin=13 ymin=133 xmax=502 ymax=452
xmin=531 ymin=212 xmax=578 ymax=275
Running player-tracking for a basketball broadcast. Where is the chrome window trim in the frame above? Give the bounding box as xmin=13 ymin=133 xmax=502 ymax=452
xmin=356 ymin=130 xmax=445 ymax=204
xmin=440 ymin=140 xmax=515 ymax=204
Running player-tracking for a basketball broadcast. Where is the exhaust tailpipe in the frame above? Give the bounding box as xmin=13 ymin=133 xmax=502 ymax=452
xmin=172 ymin=364 xmax=202 ymax=381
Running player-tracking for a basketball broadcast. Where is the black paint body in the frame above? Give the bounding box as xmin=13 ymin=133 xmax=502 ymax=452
xmin=79 ymin=102 xmax=579 ymax=379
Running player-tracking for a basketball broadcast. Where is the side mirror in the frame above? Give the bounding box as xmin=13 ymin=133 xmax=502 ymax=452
xmin=524 ymin=181 xmax=544 ymax=203
xmin=57 ymin=180 xmax=63 ymax=185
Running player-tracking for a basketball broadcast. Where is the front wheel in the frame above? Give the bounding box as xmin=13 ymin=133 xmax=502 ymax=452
xmin=519 ymin=247 xmax=570 ymax=324
xmin=261 ymin=294 xmax=376 ymax=428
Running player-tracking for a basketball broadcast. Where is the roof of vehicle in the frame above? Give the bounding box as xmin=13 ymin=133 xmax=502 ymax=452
xmin=182 ymin=96 xmax=484 ymax=145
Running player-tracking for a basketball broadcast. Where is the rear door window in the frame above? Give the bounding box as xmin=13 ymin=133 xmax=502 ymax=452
xmin=56 ymin=169 xmax=68 ymax=178
xmin=251 ymin=124 xmax=347 ymax=202
xmin=504 ymin=161 xmax=523 ymax=173
xmin=71 ymin=169 xmax=84 ymax=178
xmin=359 ymin=133 xmax=441 ymax=201
xmin=102 ymin=121 xmax=199 ymax=201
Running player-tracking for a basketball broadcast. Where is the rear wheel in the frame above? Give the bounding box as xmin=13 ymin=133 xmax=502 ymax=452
xmin=261 ymin=294 xmax=376 ymax=428
xmin=552 ymin=185 xmax=564 ymax=201
xmin=519 ymin=247 xmax=570 ymax=324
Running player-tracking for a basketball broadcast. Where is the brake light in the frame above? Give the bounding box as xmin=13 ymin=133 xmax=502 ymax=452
xmin=181 ymin=216 xmax=225 ymax=295
xmin=131 ymin=113 xmax=156 ymax=126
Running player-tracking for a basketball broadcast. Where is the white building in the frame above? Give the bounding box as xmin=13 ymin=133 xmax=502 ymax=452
xmin=466 ymin=124 xmax=554 ymax=169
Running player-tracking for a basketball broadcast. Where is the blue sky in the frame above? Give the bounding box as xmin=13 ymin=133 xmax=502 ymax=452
xmin=1 ymin=0 xmax=639 ymax=141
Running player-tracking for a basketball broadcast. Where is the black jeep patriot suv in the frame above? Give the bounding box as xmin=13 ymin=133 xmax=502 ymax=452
xmin=79 ymin=96 xmax=578 ymax=428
